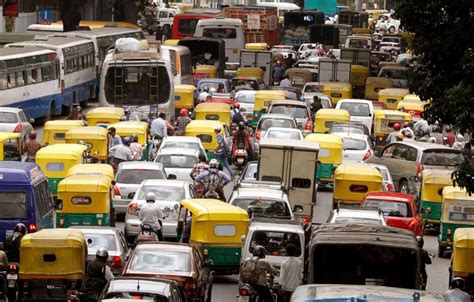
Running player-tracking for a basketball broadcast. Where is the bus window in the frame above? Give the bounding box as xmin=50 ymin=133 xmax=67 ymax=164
xmin=33 ymin=180 xmax=53 ymax=218
xmin=0 ymin=74 xmax=7 ymax=90
xmin=203 ymin=28 xmax=236 ymax=39
xmin=0 ymin=192 xmax=27 ymax=218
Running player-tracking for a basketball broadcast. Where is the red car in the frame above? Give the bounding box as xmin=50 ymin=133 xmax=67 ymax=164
xmin=122 ymin=242 xmax=213 ymax=301
xmin=361 ymin=192 xmax=425 ymax=237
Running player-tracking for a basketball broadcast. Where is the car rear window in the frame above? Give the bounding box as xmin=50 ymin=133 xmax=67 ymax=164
xmin=129 ymin=250 xmax=190 ymax=272
xmin=82 ymin=233 xmax=117 ymax=253
xmin=137 ymin=186 xmax=184 ymax=201
xmin=0 ymin=192 xmax=26 ymax=218
xmin=232 ymin=198 xmax=291 ymax=218
xmin=342 ymin=138 xmax=367 ymax=150
xmin=265 ymin=130 xmax=301 ymax=140
xmin=116 ymin=169 xmax=165 ymax=184
xmin=249 ymin=231 xmax=301 ymax=257
xmin=0 ymin=112 xmax=18 ymax=123
xmin=270 ymin=105 xmax=308 ymax=118
xmin=334 ymin=217 xmax=382 ymax=225
xmin=330 ymin=125 xmax=365 ymax=135
xmin=163 ymin=141 xmax=199 ymax=151
xmin=157 ymin=154 xmax=197 ymax=168
xmin=421 ymin=150 xmax=464 ymax=167
xmin=339 ymin=102 xmax=371 ymax=117
xmin=259 ymin=118 xmax=295 ymax=131
xmin=105 ymin=292 xmax=168 ymax=301
xmin=235 ymin=92 xmax=256 ymax=104
xmin=363 ymin=200 xmax=412 ymax=217
xmin=243 ymin=164 xmax=257 ymax=181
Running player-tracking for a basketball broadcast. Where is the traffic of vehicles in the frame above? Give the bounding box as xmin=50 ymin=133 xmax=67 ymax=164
xmin=0 ymin=3 xmax=472 ymax=302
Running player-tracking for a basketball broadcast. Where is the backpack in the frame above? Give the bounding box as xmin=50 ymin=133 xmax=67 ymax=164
xmin=241 ymin=257 xmax=259 ymax=284
xmin=232 ymin=109 xmax=243 ymax=124
xmin=206 ymin=170 xmax=221 ymax=191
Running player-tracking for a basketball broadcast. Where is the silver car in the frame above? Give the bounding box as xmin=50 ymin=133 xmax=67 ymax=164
xmin=267 ymin=100 xmax=313 ymax=134
xmin=113 ymin=162 xmax=167 ymax=216
xmin=327 ymin=208 xmax=387 ymax=225
xmin=154 ymin=148 xmax=199 ymax=181
xmin=0 ymin=107 xmax=34 ymax=144
xmin=253 ymin=114 xmax=297 ymax=154
xmin=158 ymin=136 xmax=207 ymax=161
xmin=124 ymin=179 xmax=196 ymax=241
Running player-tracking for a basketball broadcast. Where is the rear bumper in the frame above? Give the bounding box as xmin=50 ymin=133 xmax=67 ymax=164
xmin=113 ymin=197 xmax=131 ymax=214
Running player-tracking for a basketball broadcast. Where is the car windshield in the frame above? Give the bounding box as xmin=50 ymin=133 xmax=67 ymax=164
xmin=270 ymin=105 xmax=308 ymax=118
xmin=235 ymin=92 xmax=256 ymax=104
xmin=162 ymin=141 xmax=200 ymax=152
xmin=232 ymin=198 xmax=291 ymax=218
xmin=259 ymin=119 xmax=295 ymax=131
xmin=265 ymin=129 xmax=301 ymax=140
xmin=249 ymin=231 xmax=301 ymax=257
xmin=334 ymin=217 xmax=382 ymax=224
xmin=0 ymin=192 xmax=26 ymax=218
xmin=342 ymin=138 xmax=367 ymax=150
xmin=304 ymin=85 xmax=323 ymax=93
xmin=157 ymin=154 xmax=197 ymax=168
xmin=339 ymin=102 xmax=371 ymax=117
xmin=0 ymin=112 xmax=18 ymax=123
xmin=363 ymin=200 xmax=412 ymax=217
xmin=232 ymin=79 xmax=257 ymax=90
xmin=330 ymin=125 xmax=365 ymax=135
xmin=243 ymin=164 xmax=258 ymax=181
xmin=116 ymin=169 xmax=165 ymax=184
xmin=129 ymin=249 xmax=190 ymax=272
xmin=137 ymin=186 xmax=185 ymax=201
xmin=421 ymin=150 xmax=464 ymax=167
xmin=83 ymin=233 xmax=117 ymax=254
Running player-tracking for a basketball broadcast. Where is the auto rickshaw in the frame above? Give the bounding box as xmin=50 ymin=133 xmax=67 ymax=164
xmin=286 ymin=68 xmax=317 ymax=90
xmin=67 ymin=163 xmax=114 ymax=184
xmin=107 ymin=121 xmax=149 ymax=160
xmin=305 ymin=133 xmax=343 ymax=186
xmin=42 ymin=120 xmax=84 ymax=145
xmin=0 ymin=132 xmax=22 ymax=161
xmin=235 ymin=67 xmax=264 ymax=79
xmin=350 ymin=65 xmax=370 ymax=98
xmin=322 ymin=82 xmax=352 ymax=106
xmin=438 ymin=186 xmax=474 ymax=257
xmin=55 ymin=175 xmax=112 ymax=228
xmin=194 ymin=103 xmax=231 ymax=127
xmin=163 ymin=39 xmax=180 ymax=46
xmin=245 ymin=43 xmax=268 ymax=50
xmin=194 ymin=65 xmax=218 ymax=85
xmin=333 ymin=163 xmax=383 ymax=208
xmin=35 ymin=144 xmax=87 ymax=196
xmin=398 ymin=95 xmax=425 ymax=122
xmin=175 ymin=84 xmax=197 ymax=116
xmin=450 ymin=228 xmax=474 ymax=298
xmin=314 ymin=109 xmax=351 ymax=133
xmin=378 ymin=88 xmax=410 ymax=110
xmin=185 ymin=120 xmax=225 ymax=158
xmin=19 ymin=229 xmax=87 ymax=301
xmin=364 ymin=77 xmax=394 ymax=100
xmin=65 ymin=126 xmax=109 ymax=162
xmin=419 ymin=168 xmax=453 ymax=229
xmin=372 ymin=110 xmax=412 ymax=146
xmin=252 ymin=90 xmax=287 ymax=127
xmin=85 ymin=107 xmax=125 ymax=127
xmin=177 ymin=198 xmax=249 ymax=274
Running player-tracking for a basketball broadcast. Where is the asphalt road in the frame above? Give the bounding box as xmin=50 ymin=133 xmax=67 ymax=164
xmin=34 ymin=103 xmax=451 ymax=299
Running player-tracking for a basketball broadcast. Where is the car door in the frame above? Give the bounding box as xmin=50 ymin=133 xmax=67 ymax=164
xmin=194 ymin=249 xmax=211 ymax=299
xmin=370 ymin=143 xmax=397 ymax=181
xmin=389 ymin=143 xmax=413 ymax=190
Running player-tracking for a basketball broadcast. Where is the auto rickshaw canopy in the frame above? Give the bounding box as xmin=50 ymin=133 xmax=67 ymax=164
xmin=36 ymin=144 xmax=87 ymax=161
xmin=58 ymin=175 xmax=111 ymax=194
xmin=0 ymin=132 xmax=21 ymax=161
xmin=420 ymin=168 xmax=453 ymax=202
xmin=65 ymin=126 xmax=108 ymax=141
xmin=108 ymin=121 xmax=148 ymax=145
xmin=85 ymin=107 xmax=125 ymax=126
xmin=67 ymin=163 xmax=114 ymax=183
xmin=304 ymin=133 xmax=343 ymax=164
xmin=42 ymin=120 xmax=85 ymax=145
xmin=443 ymin=186 xmax=474 ymax=202
xmin=452 ymin=228 xmax=474 ymax=274
xmin=335 ymin=163 xmax=383 ymax=182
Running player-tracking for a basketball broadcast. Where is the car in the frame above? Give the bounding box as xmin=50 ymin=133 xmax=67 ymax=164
xmin=253 ymin=113 xmax=297 ymax=154
xmin=0 ymin=107 xmax=34 ymax=145
xmin=268 ymin=86 xmax=302 ymax=100
xmin=113 ymin=162 xmax=167 ymax=216
xmin=262 ymin=127 xmax=303 ymax=140
xmin=231 ymin=77 xmax=267 ymax=91
xmin=335 ymin=133 xmax=373 ymax=163
xmin=302 ymin=82 xmax=324 ymax=94
xmin=303 ymin=93 xmax=332 ymax=109
xmin=367 ymin=163 xmax=395 ymax=192
xmin=196 ymin=78 xmax=231 ymax=94
xmin=367 ymin=141 xmax=464 ymax=194
xmin=297 ymin=43 xmax=318 ymax=59
xmin=335 ymin=99 xmax=374 ymax=134
xmin=71 ymin=227 xmax=131 ymax=275
xmin=159 ymin=136 xmax=207 ymax=161
xmin=361 ymin=192 xmax=425 ymax=236
xmin=236 ymin=161 xmax=258 ymax=186
xmin=99 ymin=277 xmax=186 ymax=301
xmin=327 ymin=208 xmax=387 ymax=225
xmin=122 ymin=242 xmax=213 ymax=302
xmin=229 ymin=181 xmax=293 ymax=219
xmin=375 ymin=14 xmax=401 ymax=33
xmin=267 ymin=100 xmax=312 ymax=134
xmin=154 ymin=148 xmax=200 ymax=181
xmin=329 ymin=121 xmax=371 ymax=137
xmin=377 ymin=66 xmax=410 ymax=88
xmin=234 ymin=90 xmax=257 ymax=121
xmin=124 ymin=179 xmax=196 ymax=241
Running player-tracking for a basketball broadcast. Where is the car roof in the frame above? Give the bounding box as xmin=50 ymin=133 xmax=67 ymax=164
xmin=70 ymin=226 xmax=120 ymax=234
xmin=249 ymin=219 xmax=304 ymax=233
xmin=157 ymin=148 xmax=200 ymax=156
xmin=233 ymin=187 xmax=286 ymax=199
xmin=334 ymin=208 xmax=383 ymax=219
xmin=270 ymin=100 xmax=308 ymax=107
xmin=364 ymin=192 xmax=414 ymax=203
xmin=107 ymin=277 xmax=172 ymax=295
xmin=392 ymin=140 xmax=457 ymax=151
xmin=118 ymin=161 xmax=165 ymax=170
xmin=141 ymin=179 xmax=190 ymax=187
xmin=163 ymin=136 xmax=201 ymax=143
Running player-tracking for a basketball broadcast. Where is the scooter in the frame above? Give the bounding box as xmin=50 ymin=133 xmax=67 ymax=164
xmin=233 ymin=143 xmax=248 ymax=169
xmin=6 ymin=263 xmax=19 ymax=302
xmin=237 ymin=274 xmax=278 ymax=302
xmin=136 ymin=223 xmax=159 ymax=244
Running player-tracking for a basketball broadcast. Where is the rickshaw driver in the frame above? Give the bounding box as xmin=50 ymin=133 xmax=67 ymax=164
xmin=129 ymin=134 xmax=142 ymax=161
xmin=138 ymin=192 xmax=164 ymax=241
xmin=23 ymin=131 xmax=41 ymax=162
xmin=81 ymin=248 xmax=114 ymax=301
xmin=112 ymin=137 xmax=134 ymax=167
xmin=195 ymin=159 xmax=231 ymax=202
xmin=175 ymin=109 xmax=192 ymax=136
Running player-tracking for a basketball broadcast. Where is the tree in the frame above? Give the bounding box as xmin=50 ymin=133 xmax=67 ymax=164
xmin=396 ymin=0 xmax=474 ymax=194
xmin=59 ymin=0 xmax=82 ymax=32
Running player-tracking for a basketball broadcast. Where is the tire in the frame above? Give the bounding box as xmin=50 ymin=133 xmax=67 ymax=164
xmin=399 ymin=180 xmax=409 ymax=194
xmin=205 ymin=283 xmax=213 ymax=302
xmin=388 ymin=26 xmax=395 ymax=33
xmin=40 ymin=104 xmax=54 ymax=125
xmin=438 ymin=245 xmax=446 ymax=258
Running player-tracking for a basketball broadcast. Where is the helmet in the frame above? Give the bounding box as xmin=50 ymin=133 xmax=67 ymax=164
xmin=145 ymin=192 xmax=156 ymax=202
xmin=29 ymin=131 xmax=37 ymax=139
xmin=96 ymin=248 xmax=109 ymax=261
xmin=180 ymin=108 xmax=189 ymax=116
xmin=403 ymin=121 xmax=410 ymax=128
xmin=213 ymin=126 xmax=221 ymax=132
xmin=451 ymin=277 xmax=465 ymax=290
xmin=209 ymin=159 xmax=219 ymax=169
xmin=252 ymin=245 xmax=267 ymax=258
xmin=130 ymin=134 xmax=138 ymax=143
xmin=75 ymin=106 xmax=81 ymax=111
xmin=14 ymin=223 xmax=27 ymax=235
xmin=393 ymin=123 xmax=401 ymax=131
xmin=123 ymin=137 xmax=131 ymax=146
xmin=238 ymin=121 xmax=245 ymax=130
xmin=203 ymin=86 xmax=209 ymax=93
xmin=198 ymin=92 xmax=210 ymax=103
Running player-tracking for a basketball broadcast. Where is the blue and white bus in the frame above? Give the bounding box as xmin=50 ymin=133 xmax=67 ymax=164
xmin=8 ymin=35 xmax=97 ymax=111
xmin=0 ymin=46 xmax=62 ymax=121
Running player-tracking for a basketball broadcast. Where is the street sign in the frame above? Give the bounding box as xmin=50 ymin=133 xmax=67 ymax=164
xmin=39 ymin=9 xmax=53 ymax=25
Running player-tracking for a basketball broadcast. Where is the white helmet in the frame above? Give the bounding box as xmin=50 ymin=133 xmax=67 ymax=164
xmin=145 ymin=192 xmax=156 ymax=202
xmin=209 ymin=159 xmax=219 ymax=169
xmin=457 ymin=134 xmax=464 ymax=141
xmin=198 ymin=92 xmax=210 ymax=103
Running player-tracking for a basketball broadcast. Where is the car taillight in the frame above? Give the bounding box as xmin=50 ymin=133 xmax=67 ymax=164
xmin=111 ymin=256 xmax=122 ymax=269
xmin=239 ymin=288 xmax=249 ymax=296
xmin=255 ymin=129 xmax=260 ymax=140
xmin=387 ymin=183 xmax=394 ymax=191
xmin=302 ymin=217 xmax=311 ymax=224
xmin=416 ymin=163 xmax=423 ymax=177
xmin=113 ymin=185 xmax=121 ymax=197
xmin=28 ymin=223 xmax=37 ymax=233
xmin=13 ymin=124 xmax=22 ymax=133
xmin=305 ymin=118 xmax=312 ymax=130
xmin=8 ymin=263 xmax=18 ymax=273
xmin=184 ymin=278 xmax=197 ymax=296
xmin=128 ymin=203 xmax=139 ymax=215
xmin=362 ymin=149 xmax=372 ymax=161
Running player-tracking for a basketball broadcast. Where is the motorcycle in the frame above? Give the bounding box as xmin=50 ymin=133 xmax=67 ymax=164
xmin=233 ymin=145 xmax=248 ymax=169
xmin=136 ymin=223 xmax=159 ymax=244
xmin=238 ymin=274 xmax=279 ymax=302
xmin=6 ymin=263 xmax=18 ymax=302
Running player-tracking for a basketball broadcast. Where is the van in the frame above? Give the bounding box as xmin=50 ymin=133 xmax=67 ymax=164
xmin=335 ymin=99 xmax=374 ymax=134
xmin=0 ymin=162 xmax=53 ymax=245
xmin=194 ymin=18 xmax=245 ymax=64
xmin=161 ymin=45 xmax=193 ymax=85
xmin=344 ymin=35 xmax=372 ymax=49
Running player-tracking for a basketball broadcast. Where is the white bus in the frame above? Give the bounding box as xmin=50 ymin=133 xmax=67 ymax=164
xmin=8 ymin=36 xmax=97 ymax=111
xmin=99 ymin=47 xmax=175 ymax=120
xmin=0 ymin=46 xmax=61 ymax=122
xmin=160 ymin=45 xmax=193 ymax=85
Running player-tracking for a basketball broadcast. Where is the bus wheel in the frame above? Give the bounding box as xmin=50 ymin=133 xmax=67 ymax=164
xmin=40 ymin=104 xmax=54 ymax=125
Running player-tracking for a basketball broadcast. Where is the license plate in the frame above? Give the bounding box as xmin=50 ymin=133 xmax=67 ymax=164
xmin=237 ymin=158 xmax=244 ymax=164
xmin=239 ymin=297 xmax=249 ymax=302
xmin=7 ymin=274 xmax=17 ymax=280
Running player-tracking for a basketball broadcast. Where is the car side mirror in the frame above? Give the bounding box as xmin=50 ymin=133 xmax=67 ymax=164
xmin=293 ymin=205 xmax=303 ymax=213
xmin=29 ymin=118 xmax=35 ymax=124
xmin=168 ymin=174 xmax=177 ymax=180
xmin=53 ymin=198 xmax=63 ymax=210
xmin=127 ymin=192 xmax=135 ymax=199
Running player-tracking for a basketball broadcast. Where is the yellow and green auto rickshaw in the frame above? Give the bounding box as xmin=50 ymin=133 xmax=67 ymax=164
xmin=438 ymin=186 xmax=474 ymax=258
xmin=0 ymin=132 xmax=22 ymax=161
xmin=19 ymin=229 xmax=87 ymax=301
xmin=322 ymin=82 xmax=353 ymax=106
xmin=364 ymin=77 xmax=394 ymax=100
xmin=419 ymin=168 xmax=453 ymax=229
xmin=65 ymin=126 xmax=109 ymax=162
xmin=372 ymin=110 xmax=413 ymax=146
xmin=108 ymin=121 xmax=149 ymax=160
xmin=398 ymin=95 xmax=425 ymax=122
xmin=235 ymin=67 xmax=264 ymax=80
xmin=378 ymin=88 xmax=410 ymax=110
xmin=42 ymin=120 xmax=84 ymax=146
xmin=185 ymin=120 xmax=226 ymax=158
xmin=350 ymin=65 xmax=370 ymax=98
xmin=177 ymin=198 xmax=249 ymax=274
xmin=333 ymin=163 xmax=383 ymax=208
xmin=450 ymin=228 xmax=474 ymax=298
xmin=194 ymin=102 xmax=231 ymax=127
xmin=305 ymin=133 xmax=343 ymax=186
xmin=314 ymin=109 xmax=351 ymax=133
xmin=175 ymin=84 xmax=197 ymax=116
xmin=252 ymin=90 xmax=287 ymax=127
xmin=85 ymin=107 xmax=125 ymax=127
xmin=35 ymin=144 xmax=87 ymax=196
xmin=67 ymin=163 xmax=115 ymax=184
xmin=55 ymin=175 xmax=112 ymax=228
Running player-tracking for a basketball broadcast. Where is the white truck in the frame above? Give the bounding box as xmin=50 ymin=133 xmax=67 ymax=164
xmin=239 ymin=50 xmax=273 ymax=86
xmin=257 ymin=138 xmax=319 ymax=223
xmin=318 ymin=58 xmax=351 ymax=83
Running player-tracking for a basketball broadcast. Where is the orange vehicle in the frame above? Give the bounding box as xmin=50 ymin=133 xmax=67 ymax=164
xmin=172 ymin=8 xmax=223 ymax=40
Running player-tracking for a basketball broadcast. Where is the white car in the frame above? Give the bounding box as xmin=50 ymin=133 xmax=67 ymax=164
xmin=367 ymin=163 xmax=395 ymax=192
xmin=234 ymin=90 xmax=256 ymax=121
xmin=327 ymin=208 xmax=387 ymax=225
xmin=302 ymin=82 xmax=324 ymax=94
xmin=336 ymin=133 xmax=373 ymax=163
xmin=263 ymin=127 xmax=303 ymax=141
xmin=303 ymin=93 xmax=332 ymax=109
xmin=0 ymin=107 xmax=34 ymax=144
xmin=124 ymin=179 xmax=196 ymax=241
xmin=158 ymin=136 xmax=207 ymax=161
xmin=154 ymin=148 xmax=199 ymax=181
xmin=375 ymin=14 xmax=401 ymax=33
xmin=335 ymin=99 xmax=374 ymax=134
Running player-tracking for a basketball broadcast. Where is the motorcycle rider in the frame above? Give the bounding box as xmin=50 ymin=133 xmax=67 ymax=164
xmin=175 ymin=109 xmax=192 ymax=136
xmin=385 ymin=123 xmax=401 ymax=144
xmin=414 ymin=118 xmax=430 ymax=137
xmin=400 ymin=121 xmax=414 ymax=138
xmin=23 ymin=131 xmax=41 ymax=162
xmin=66 ymin=105 xmax=84 ymax=121
xmin=418 ymin=237 xmax=432 ymax=290
xmin=231 ymin=104 xmax=245 ymax=125
xmin=443 ymin=277 xmax=471 ymax=302
xmin=232 ymin=122 xmax=252 ymax=162
xmin=112 ymin=137 xmax=134 ymax=168
xmin=445 ymin=125 xmax=456 ymax=147
xmin=430 ymin=123 xmax=444 ymax=144
xmin=195 ymin=159 xmax=231 ymax=202
xmin=4 ymin=223 xmax=26 ymax=263
xmin=138 ymin=192 xmax=164 ymax=241
xmin=81 ymin=248 xmax=114 ymax=301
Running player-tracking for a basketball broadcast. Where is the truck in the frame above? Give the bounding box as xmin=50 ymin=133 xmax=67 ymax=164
xmin=282 ymin=11 xmax=324 ymax=47
xmin=318 ymin=58 xmax=351 ymax=83
xmin=257 ymin=138 xmax=319 ymax=223
xmin=239 ymin=49 xmax=273 ymax=86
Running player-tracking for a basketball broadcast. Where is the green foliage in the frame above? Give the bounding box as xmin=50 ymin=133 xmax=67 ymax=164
xmin=451 ymin=161 xmax=474 ymax=196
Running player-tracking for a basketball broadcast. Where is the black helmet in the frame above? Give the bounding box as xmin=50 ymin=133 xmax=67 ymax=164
xmin=96 ymin=247 xmax=109 ymax=262
xmin=252 ymin=245 xmax=267 ymax=258
xmin=130 ymin=134 xmax=139 ymax=143
xmin=15 ymin=223 xmax=27 ymax=235
xmin=451 ymin=277 xmax=465 ymax=290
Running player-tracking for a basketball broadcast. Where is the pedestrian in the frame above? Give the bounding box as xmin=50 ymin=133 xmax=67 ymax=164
xmin=175 ymin=109 xmax=192 ymax=136
xmin=129 ymin=134 xmax=142 ymax=160
xmin=23 ymin=131 xmax=41 ymax=162
xmin=418 ymin=237 xmax=431 ymax=290
xmin=443 ymin=277 xmax=471 ymax=302
xmin=279 ymin=244 xmax=302 ymax=302
xmin=66 ymin=105 xmax=84 ymax=120
xmin=108 ymin=127 xmax=122 ymax=149
xmin=273 ymin=61 xmax=285 ymax=84
xmin=150 ymin=112 xmax=168 ymax=139
xmin=462 ymin=141 xmax=472 ymax=163
xmin=213 ymin=126 xmax=234 ymax=177
xmin=445 ymin=126 xmax=456 ymax=147
xmin=279 ymin=74 xmax=292 ymax=88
